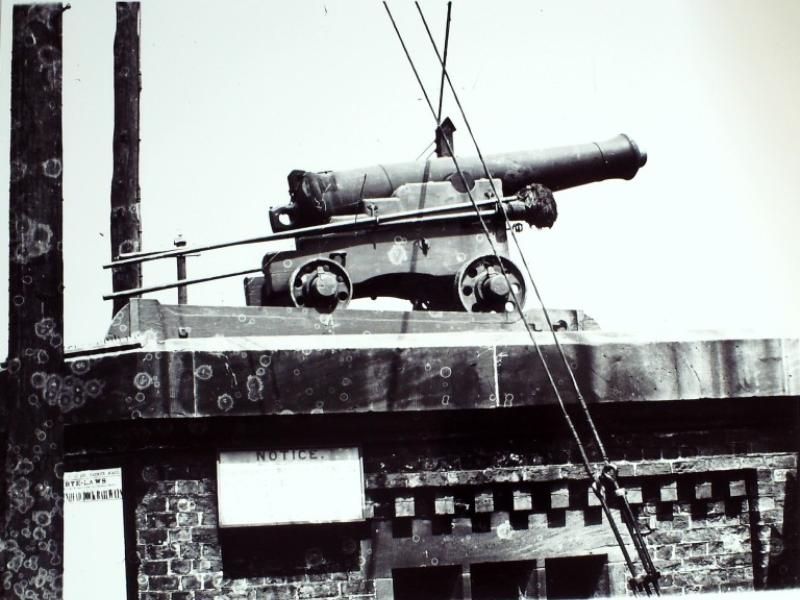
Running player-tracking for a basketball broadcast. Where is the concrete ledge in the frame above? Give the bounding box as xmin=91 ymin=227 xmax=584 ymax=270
xmin=55 ymin=303 xmax=799 ymax=423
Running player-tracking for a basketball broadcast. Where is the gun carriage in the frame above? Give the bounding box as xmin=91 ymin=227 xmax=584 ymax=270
xmin=247 ymin=134 xmax=646 ymax=313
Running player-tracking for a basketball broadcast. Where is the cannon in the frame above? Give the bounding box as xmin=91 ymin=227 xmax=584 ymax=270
xmin=246 ymin=134 xmax=646 ymax=313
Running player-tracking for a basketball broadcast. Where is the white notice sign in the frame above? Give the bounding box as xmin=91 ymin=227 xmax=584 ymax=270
xmin=217 ymin=447 xmax=365 ymax=527
xmin=64 ymin=468 xmax=126 ymax=600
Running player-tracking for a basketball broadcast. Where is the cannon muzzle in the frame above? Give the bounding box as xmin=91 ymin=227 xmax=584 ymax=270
xmin=270 ymin=134 xmax=646 ymax=231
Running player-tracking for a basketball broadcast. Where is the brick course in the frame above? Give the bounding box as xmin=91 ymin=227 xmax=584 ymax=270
xmin=56 ymin=401 xmax=789 ymax=598
xmin=131 ymin=447 xmax=797 ymax=599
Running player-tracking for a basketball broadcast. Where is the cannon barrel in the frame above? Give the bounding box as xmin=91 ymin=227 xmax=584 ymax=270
xmin=271 ymin=134 xmax=646 ymax=231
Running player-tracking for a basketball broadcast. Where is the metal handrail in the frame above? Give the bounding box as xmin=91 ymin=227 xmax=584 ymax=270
xmin=103 ymin=197 xmax=503 ymax=270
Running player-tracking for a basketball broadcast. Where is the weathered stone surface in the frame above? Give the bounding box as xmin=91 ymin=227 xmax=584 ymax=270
xmin=695 ymin=479 xmax=714 ymax=500
xmin=550 ymin=481 xmax=570 ymax=509
xmin=394 ymin=496 xmax=415 ymax=518
xmin=513 ymin=488 xmax=533 ymax=511
xmin=434 ymin=494 xmax=455 ymax=515
xmin=57 ymin=303 xmax=800 ymax=423
xmin=474 ymin=490 xmax=494 ymax=513
xmin=660 ymin=479 xmax=679 ymax=502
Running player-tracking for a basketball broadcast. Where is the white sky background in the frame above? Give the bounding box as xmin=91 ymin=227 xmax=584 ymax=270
xmin=1 ymin=0 xmax=799 ymax=351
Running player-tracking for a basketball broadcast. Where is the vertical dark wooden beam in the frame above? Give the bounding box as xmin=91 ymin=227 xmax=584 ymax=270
xmin=4 ymin=4 xmax=66 ymax=598
xmin=110 ymin=2 xmax=142 ymax=316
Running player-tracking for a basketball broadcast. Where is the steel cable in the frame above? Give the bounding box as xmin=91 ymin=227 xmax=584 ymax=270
xmin=412 ymin=1 xmax=610 ymax=464
xmin=385 ymin=2 xmax=659 ymax=593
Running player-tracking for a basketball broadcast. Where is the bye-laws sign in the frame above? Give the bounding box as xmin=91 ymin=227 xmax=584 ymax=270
xmin=217 ymin=447 xmax=365 ymax=527
xmin=64 ymin=468 xmax=126 ymax=600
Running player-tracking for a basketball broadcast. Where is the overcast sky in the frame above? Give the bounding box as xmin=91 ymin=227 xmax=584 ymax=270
xmin=1 ymin=0 xmax=799 ymax=351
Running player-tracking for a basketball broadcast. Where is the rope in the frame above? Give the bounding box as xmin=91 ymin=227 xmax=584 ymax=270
xmin=382 ymin=1 xmax=597 ymax=477
xmin=385 ymin=2 xmax=660 ymax=594
xmin=412 ymin=5 xmax=660 ymax=592
xmin=412 ymin=1 xmax=610 ymax=463
xmin=414 ymin=139 xmax=435 ymax=161
xmin=435 ymin=1 xmax=452 ymax=127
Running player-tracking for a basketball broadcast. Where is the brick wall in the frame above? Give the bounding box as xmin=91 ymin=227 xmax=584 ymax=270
xmin=126 ymin=449 xmax=797 ymax=598
xmin=134 ymin=459 xmax=373 ymax=600
xmin=136 ymin=467 xmax=222 ymax=600
xmin=364 ymin=455 xmax=796 ymax=596
xmin=63 ymin=399 xmax=798 ymax=599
